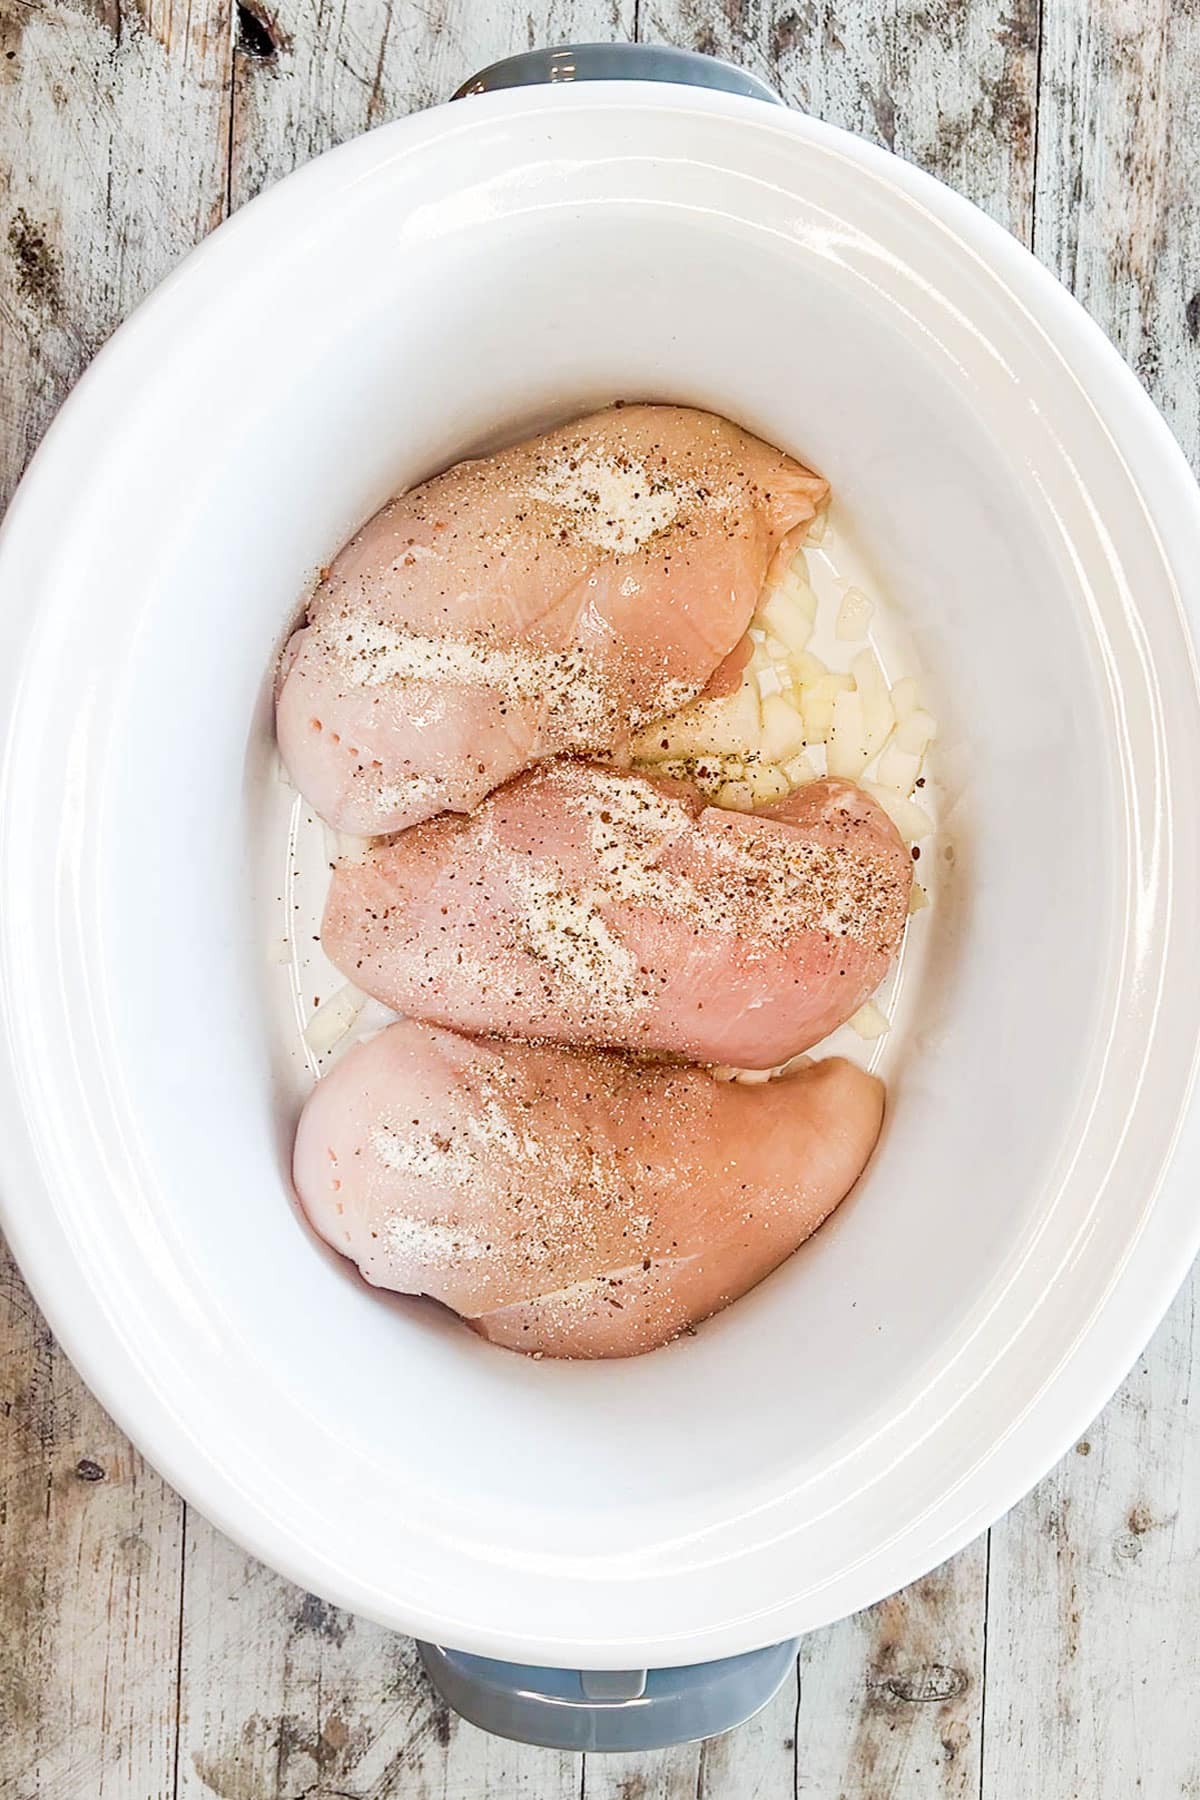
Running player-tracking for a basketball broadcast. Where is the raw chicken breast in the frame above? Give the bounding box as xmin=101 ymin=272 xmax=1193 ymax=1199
xmin=293 ymin=1019 xmax=883 ymax=1358
xmin=322 ymin=768 xmax=911 ymax=1069
xmin=276 ymin=405 xmax=828 ymax=833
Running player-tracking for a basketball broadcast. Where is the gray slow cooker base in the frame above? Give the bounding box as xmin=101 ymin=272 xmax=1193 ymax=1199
xmin=422 ymin=37 xmax=795 ymax=1756
xmin=418 ymin=1640 xmax=801 ymax=1752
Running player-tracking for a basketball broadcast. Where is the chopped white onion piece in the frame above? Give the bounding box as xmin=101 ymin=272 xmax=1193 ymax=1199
xmin=783 ymin=751 xmax=818 ymax=788
xmin=747 ymin=762 xmax=790 ymax=804
xmin=862 ymin=780 xmax=935 ymax=844
xmin=909 ymin=882 xmax=930 ymax=913
xmin=875 ymin=740 xmax=923 ymax=794
xmin=850 ymin=1000 xmax=890 ymax=1039
xmin=756 ymin=584 xmax=814 ymax=655
xmin=896 ymin=708 xmax=937 ymax=753
xmin=850 ymin=648 xmax=895 ymax=759
xmin=760 ymin=693 xmax=808 ymax=763
xmin=629 ymin=682 xmax=763 ymax=762
xmin=659 ymin=755 xmax=741 ymax=797
xmin=835 ymin=586 xmax=874 ymax=641
xmin=715 ymin=778 xmax=755 ymax=812
xmin=804 ymin=504 xmax=828 ymax=544
xmin=827 ymin=689 xmax=872 ymax=778
xmin=754 ymin=662 xmax=787 ymax=701
xmin=799 ymin=670 xmax=853 ymax=744
xmin=304 ymin=982 xmax=366 ymax=1057
xmin=788 ymin=649 xmax=829 ymax=689
xmin=890 ymin=676 xmax=920 ymax=723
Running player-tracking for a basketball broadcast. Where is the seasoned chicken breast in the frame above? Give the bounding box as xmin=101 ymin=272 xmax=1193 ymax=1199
xmin=293 ymin=1020 xmax=883 ymax=1358
xmin=276 ymin=405 xmax=827 ymax=833
xmin=322 ymin=768 xmax=911 ymax=1069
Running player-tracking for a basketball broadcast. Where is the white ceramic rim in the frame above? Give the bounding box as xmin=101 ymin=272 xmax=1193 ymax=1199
xmin=2 ymin=83 xmax=1200 ymax=1665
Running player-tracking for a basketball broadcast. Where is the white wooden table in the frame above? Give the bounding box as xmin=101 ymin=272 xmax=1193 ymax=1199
xmin=2 ymin=3 xmax=1199 ymax=1793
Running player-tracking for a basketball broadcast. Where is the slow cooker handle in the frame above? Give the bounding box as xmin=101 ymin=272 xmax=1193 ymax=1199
xmin=452 ymin=41 xmax=783 ymax=107
xmin=427 ymin=37 xmax=791 ymax=1757
xmin=417 ymin=1638 xmax=800 ymax=1753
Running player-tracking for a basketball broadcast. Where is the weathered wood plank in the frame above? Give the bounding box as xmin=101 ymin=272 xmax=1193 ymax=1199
xmin=985 ymin=1281 xmax=1200 ymax=1797
xmin=792 ymin=1548 xmax=987 ymax=1800
xmin=642 ymin=0 xmax=1039 ymax=236
xmin=0 ymin=1250 xmax=185 ymax=1800
xmin=178 ymin=1511 xmax=583 ymax=1800
xmin=1031 ymin=0 xmax=1200 ymax=465
xmin=228 ymin=0 xmax=636 ymax=207
xmin=0 ymin=0 xmax=232 ymax=505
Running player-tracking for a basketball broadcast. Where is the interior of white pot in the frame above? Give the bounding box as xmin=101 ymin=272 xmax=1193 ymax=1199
xmin=8 ymin=92 xmax=1186 ymax=1657
xmin=94 ymin=167 xmax=1116 ymax=1507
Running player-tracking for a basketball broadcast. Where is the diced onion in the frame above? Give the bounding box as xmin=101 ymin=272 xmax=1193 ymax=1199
xmin=760 ymin=693 xmax=808 ymax=764
xmin=715 ymin=778 xmax=755 ymax=811
xmin=788 ymin=649 xmax=829 ymax=688
xmin=304 ymin=982 xmax=366 ymax=1056
xmin=783 ymin=751 xmax=818 ymax=788
xmin=659 ymin=756 xmax=737 ymax=799
xmin=629 ymin=683 xmax=763 ymax=762
xmin=862 ymin=780 xmax=935 ymax=844
xmin=850 ymin=1000 xmax=890 ymax=1039
xmin=827 ymin=689 xmax=871 ymax=778
xmin=909 ymin=882 xmax=930 ymax=913
xmin=799 ymin=670 xmax=853 ymax=744
xmin=890 ymin=676 xmax=920 ymax=723
xmin=624 ymin=536 xmax=936 ymax=906
xmin=746 ymin=762 xmax=790 ymax=804
xmin=756 ymin=583 xmax=814 ymax=655
xmin=804 ymin=509 xmax=829 ymax=546
xmin=896 ymin=708 xmax=937 ymax=753
xmin=754 ymin=662 xmax=787 ymax=700
xmin=850 ymin=648 xmax=895 ymax=759
xmin=836 ymin=586 xmax=874 ymax=641
xmin=875 ymin=740 xmax=923 ymax=794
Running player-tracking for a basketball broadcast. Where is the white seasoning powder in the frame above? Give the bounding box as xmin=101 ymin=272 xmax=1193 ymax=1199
xmin=556 ymin=766 xmax=889 ymax=948
xmin=384 ymin=1215 xmax=489 ymax=1263
xmin=370 ymin=773 xmax=442 ymax=817
xmin=515 ymin=872 xmax=647 ymax=1013
xmin=521 ymin=452 xmax=683 ymax=556
xmin=315 ymin=616 xmax=615 ymax=739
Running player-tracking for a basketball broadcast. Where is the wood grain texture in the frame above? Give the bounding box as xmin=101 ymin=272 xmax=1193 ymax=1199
xmin=643 ymin=0 xmax=1039 ymax=235
xmin=1033 ymin=0 xmax=1200 ymax=465
xmin=793 ymin=1549 xmax=986 ymax=1800
xmin=0 ymin=1256 xmax=184 ymax=1799
xmin=0 ymin=0 xmax=232 ymax=504
xmin=178 ymin=1515 xmax=585 ymax=1799
xmin=228 ymin=0 xmax=635 ymax=207
xmin=984 ymin=1284 xmax=1200 ymax=1798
